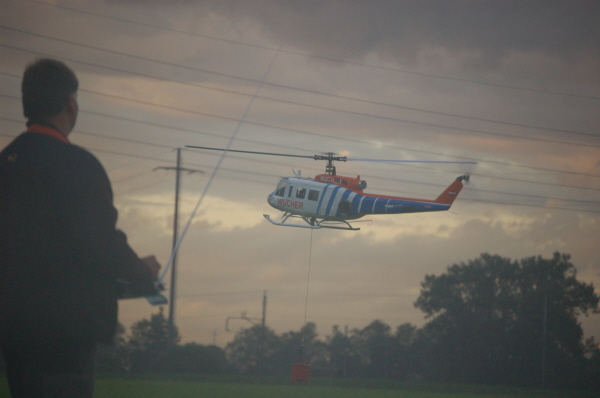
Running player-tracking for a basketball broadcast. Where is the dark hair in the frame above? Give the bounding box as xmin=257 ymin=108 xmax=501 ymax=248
xmin=21 ymin=58 xmax=78 ymax=121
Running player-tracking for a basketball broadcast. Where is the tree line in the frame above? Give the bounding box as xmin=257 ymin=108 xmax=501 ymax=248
xmin=3 ymin=252 xmax=599 ymax=390
xmin=223 ymin=251 xmax=600 ymax=389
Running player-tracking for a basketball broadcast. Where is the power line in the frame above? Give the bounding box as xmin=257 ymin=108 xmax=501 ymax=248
xmin=2 ymin=71 xmax=598 ymax=181
xmin=102 ymin=143 xmax=600 ymax=214
xmin=4 ymin=119 xmax=597 ymax=213
xmin=1 ymin=25 xmax=598 ymax=211
xmin=116 ymin=156 xmax=600 ymax=214
xmin=1 ymin=42 xmax=599 ymax=180
xmin=2 ymin=48 xmax=599 ymax=184
xmin=1 ymin=27 xmax=599 ymax=144
xmin=17 ymin=0 xmax=600 ymax=103
xmin=3 ymin=109 xmax=600 ymax=199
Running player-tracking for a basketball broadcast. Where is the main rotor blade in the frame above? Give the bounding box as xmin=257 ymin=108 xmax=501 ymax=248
xmin=186 ymin=145 xmax=319 ymax=160
xmin=186 ymin=146 xmax=476 ymax=164
xmin=347 ymin=158 xmax=477 ymax=164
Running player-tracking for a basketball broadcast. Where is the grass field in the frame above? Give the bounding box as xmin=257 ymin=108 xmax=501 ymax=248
xmin=2 ymin=374 xmax=599 ymax=398
xmin=97 ymin=379 xmax=459 ymax=398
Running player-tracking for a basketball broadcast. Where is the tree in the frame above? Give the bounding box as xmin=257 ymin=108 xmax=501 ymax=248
xmin=96 ymin=322 xmax=129 ymax=372
xmin=327 ymin=325 xmax=363 ymax=377
xmin=390 ymin=323 xmax=419 ymax=380
xmin=225 ymin=324 xmax=280 ymax=374
xmin=414 ymin=252 xmax=599 ymax=387
xmin=225 ymin=322 xmax=329 ymax=376
xmin=153 ymin=343 xmax=228 ymax=374
xmin=273 ymin=322 xmax=328 ymax=375
xmin=128 ymin=307 xmax=180 ymax=372
xmin=354 ymin=320 xmax=394 ymax=378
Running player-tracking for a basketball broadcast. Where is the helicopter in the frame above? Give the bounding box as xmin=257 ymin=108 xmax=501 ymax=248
xmin=186 ymin=146 xmax=476 ymax=231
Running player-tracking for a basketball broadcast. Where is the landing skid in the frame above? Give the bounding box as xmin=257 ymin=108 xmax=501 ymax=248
xmin=263 ymin=214 xmax=360 ymax=231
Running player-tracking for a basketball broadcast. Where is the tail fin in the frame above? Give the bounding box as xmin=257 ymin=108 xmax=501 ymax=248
xmin=435 ymin=175 xmax=469 ymax=205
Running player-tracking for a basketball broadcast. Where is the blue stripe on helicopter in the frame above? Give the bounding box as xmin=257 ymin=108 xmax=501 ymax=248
xmin=317 ymin=184 xmax=335 ymax=216
xmin=325 ymin=186 xmax=342 ymax=216
xmin=359 ymin=196 xmax=376 ymax=214
xmin=376 ymin=198 xmax=389 ymax=213
xmin=315 ymin=184 xmax=330 ymax=215
xmin=356 ymin=194 xmax=366 ymax=214
xmin=352 ymin=193 xmax=362 ymax=213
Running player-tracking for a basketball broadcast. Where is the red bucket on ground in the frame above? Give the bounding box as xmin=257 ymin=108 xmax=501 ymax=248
xmin=290 ymin=363 xmax=310 ymax=384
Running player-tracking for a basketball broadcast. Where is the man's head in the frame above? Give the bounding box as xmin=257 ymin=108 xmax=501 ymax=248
xmin=22 ymin=59 xmax=79 ymax=130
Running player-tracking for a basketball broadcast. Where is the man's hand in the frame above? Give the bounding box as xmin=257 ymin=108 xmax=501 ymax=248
xmin=141 ymin=255 xmax=161 ymax=280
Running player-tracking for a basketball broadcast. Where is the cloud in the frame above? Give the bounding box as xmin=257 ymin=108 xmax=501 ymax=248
xmin=180 ymin=1 xmax=600 ymax=82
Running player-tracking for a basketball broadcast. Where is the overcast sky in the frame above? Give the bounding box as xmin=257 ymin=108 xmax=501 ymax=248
xmin=2 ymin=0 xmax=600 ymax=347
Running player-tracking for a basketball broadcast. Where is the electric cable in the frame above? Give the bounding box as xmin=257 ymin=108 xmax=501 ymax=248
xmin=14 ymin=0 xmax=600 ymax=102
xmin=303 ymin=229 xmax=314 ymax=328
xmin=1 ymin=28 xmax=598 ymax=143
xmin=157 ymin=46 xmax=283 ymax=285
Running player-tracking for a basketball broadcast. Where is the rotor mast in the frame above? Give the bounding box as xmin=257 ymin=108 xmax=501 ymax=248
xmin=317 ymin=152 xmax=346 ymax=175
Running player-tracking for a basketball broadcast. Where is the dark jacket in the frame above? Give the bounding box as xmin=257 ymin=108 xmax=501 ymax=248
xmin=0 ymin=128 xmax=152 ymax=344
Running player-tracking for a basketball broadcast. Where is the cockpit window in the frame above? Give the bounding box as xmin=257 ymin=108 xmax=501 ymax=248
xmin=275 ymin=180 xmax=287 ymax=197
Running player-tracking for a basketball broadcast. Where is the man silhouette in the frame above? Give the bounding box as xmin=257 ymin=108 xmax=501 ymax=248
xmin=0 ymin=58 xmax=160 ymax=397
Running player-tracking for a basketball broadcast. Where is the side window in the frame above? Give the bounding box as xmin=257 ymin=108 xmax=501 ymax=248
xmin=296 ymin=187 xmax=306 ymax=199
xmin=288 ymin=185 xmax=294 ymax=197
xmin=308 ymin=189 xmax=319 ymax=201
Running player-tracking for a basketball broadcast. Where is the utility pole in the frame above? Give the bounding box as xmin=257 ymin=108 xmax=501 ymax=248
xmin=154 ymin=148 xmax=203 ymax=348
xmin=262 ymin=290 xmax=267 ymax=330
xmin=224 ymin=291 xmax=268 ymax=373
xmin=225 ymin=291 xmax=267 ymax=332
xmin=541 ymin=294 xmax=548 ymax=389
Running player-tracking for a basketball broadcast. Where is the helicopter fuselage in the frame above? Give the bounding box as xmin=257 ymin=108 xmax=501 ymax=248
xmin=184 ymin=145 xmax=473 ymax=230
xmin=267 ymin=174 xmax=466 ymax=224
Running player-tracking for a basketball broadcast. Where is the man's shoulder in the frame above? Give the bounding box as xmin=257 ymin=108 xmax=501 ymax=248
xmin=1 ymin=132 xmax=106 ymax=174
xmin=68 ymin=142 xmax=100 ymax=162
